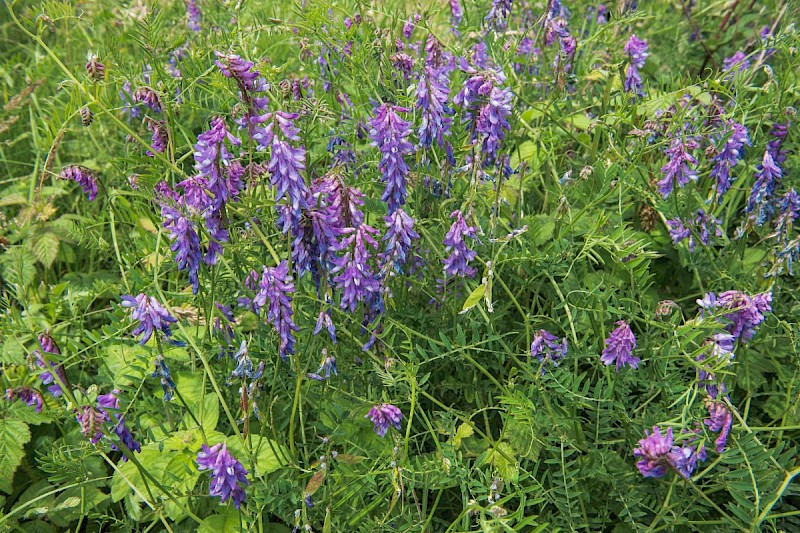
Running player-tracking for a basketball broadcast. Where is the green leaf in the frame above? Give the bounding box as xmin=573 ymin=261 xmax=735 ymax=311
xmin=486 ymin=442 xmax=518 ymax=484
xmin=525 ymin=215 xmax=556 ymax=246
xmin=198 ymin=511 xmax=244 ymax=533
xmin=29 ymin=231 xmax=60 ymax=268
xmin=226 ymin=435 xmax=288 ymax=476
xmin=0 ymin=247 xmax=37 ymax=290
xmin=459 ymin=283 xmax=485 ymax=315
xmin=0 ymin=418 xmax=31 ymax=493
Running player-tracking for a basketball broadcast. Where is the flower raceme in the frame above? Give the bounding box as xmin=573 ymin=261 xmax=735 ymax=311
xmin=120 ymin=293 xmax=178 ymax=345
xmin=196 ymin=443 xmax=249 ymax=509
xmin=623 ymin=35 xmax=648 ymax=95
xmin=369 ymin=104 xmax=413 ymax=214
xmin=442 ymin=210 xmax=480 ymax=278
xmin=601 ymin=320 xmax=639 ymax=370
xmin=633 ymin=426 xmax=705 ymax=479
xmin=530 ymin=330 xmax=568 ymax=372
xmin=366 ymin=404 xmax=403 ymax=437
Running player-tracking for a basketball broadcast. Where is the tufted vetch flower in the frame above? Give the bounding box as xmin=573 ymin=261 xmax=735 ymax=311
xmin=196 ymin=443 xmax=249 ymax=509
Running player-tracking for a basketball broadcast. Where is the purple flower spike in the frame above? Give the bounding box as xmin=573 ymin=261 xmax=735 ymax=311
xmin=380 ymin=208 xmax=419 ymax=273
xmin=633 ymin=426 xmax=673 ymax=478
xmin=623 ymin=35 xmax=648 ymax=96
xmin=120 ymin=294 xmax=178 ymax=345
xmin=160 ymin=201 xmax=203 ymax=293
xmin=710 ymin=121 xmax=749 ymax=197
xmin=369 ymin=104 xmax=414 ymax=214
xmin=242 ymin=261 xmax=299 ymax=360
xmin=194 ymin=117 xmax=240 ymax=209
xmin=443 ymin=210 xmax=479 ymax=278
xmin=450 ymin=0 xmax=463 ymax=27
xmin=331 ymin=224 xmax=382 ymax=313
xmin=196 ymin=443 xmax=250 ymax=509
xmin=485 ymin=0 xmax=512 ymax=32
xmin=6 ymin=387 xmax=44 ymax=413
xmin=601 ymin=320 xmax=639 ymax=371
xmin=97 ymin=389 xmax=141 ymax=460
xmin=60 ymin=165 xmax=98 ymax=201
xmin=658 ymin=137 xmax=699 ymax=198
xmin=633 ymin=426 xmax=704 ymax=479
xmin=697 ymin=291 xmax=771 ymax=342
xmin=704 ymin=399 xmax=733 ymax=453
xmin=32 ymin=333 xmax=69 ymax=397
xmin=417 ymin=65 xmax=453 ymax=148
xmin=722 ymin=51 xmax=749 ymax=75
xmin=745 ymin=150 xmax=782 ymax=225
xmin=366 ymin=403 xmax=403 ymax=437
xmin=187 ymin=0 xmax=201 ymax=31
xmin=530 ymin=330 xmax=568 ymax=372
xmin=269 ymin=137 xmax=310 ymax=214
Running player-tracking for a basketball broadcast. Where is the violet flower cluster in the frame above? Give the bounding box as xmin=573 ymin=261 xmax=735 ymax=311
xmin=697 ymin=291 xmax=772 ymax=342
xmin=530 ymin=330 xmax=568 ymax=372
xmin=623 ymin=35 xmax=648 ymax=96
xmin=600 ymin=320 xmax=639 ymax=371
xmin=658 ymin=136 xmax=698 ymax=198
xmin=196 ymin=443 xmax=249 ymax=509
xmin=442 ymin=210 xmax=480 ymax=278
xmin=417 ymin=62 xmax=453 ymax=149
xmin=705 ymin=399 xmax=733 ymax=453
xmin=120 ymin=293 xmax=178 ymax=345
xmin=633 ymin=426 xmax=706 ymax=479
xmin=710 ymin=120 xmax=750 ymax=197
xmin=380 ymin=208 xmax=419 ymax=274
xmin=666 ymin=209 xmax=724 ymax=253
xmin=485 ymin=0 xmax=512 ymax=32
xmin=369 ymin=104 xmax=414 ymax=214
xmin=745 ymin=124 xmax=789 ymax=226
xmin=366 ymin=403 xmax=403 ymax=437
xmin=33 ymin=333 xmax=68 ymax=397
xmin=60 ymin=165 xmax=98 ymax=201
xmin=454 ymin=69 xmax=512 ymax=164
xmin=97 ymin=389 xmax=141 ymax=460
xmin=6 ymin=387 xmax=43 ymax=413
xmin=240 ymin=261 xmax=299 ymax=361
xmin=331 ymin=224 xmax=382 ymax=313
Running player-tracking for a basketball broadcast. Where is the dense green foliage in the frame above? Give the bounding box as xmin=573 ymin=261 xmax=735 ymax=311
xmin=1 ymin=0 xmax=800 ymax=531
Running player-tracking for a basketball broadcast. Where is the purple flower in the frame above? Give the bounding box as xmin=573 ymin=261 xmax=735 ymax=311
xmin=658 ymin=136 xmax=698 ymax=197
xmin=380 ymin=208 xmax=419 ymax=273
xmin=443 ymin=210 xmax=479 ymax=278
xmin=623 ymin=35 xmax=648 ymax=95
xmin=704 ymin=400 xmax=733 ymax=453
xmin=417 ymin=65 xmax=453 ymax=148
xmin=667 ymin=209 xmax=723 ymax=252
xmin=77 ymin=405 xmax=108 ymax=444
xmin=369 ymin=104 xmax=414 ymax=214
xmin=120 ymin=82 xmax=141 ymax=119
xmin=485 ymin=0 xmax=512 ymax=32
xmin=33 ymin=334 xmax=69 ymax=397
xmin=767 ymin=122 xmax=789 ymax=165
xmin=194 ymin=117 xmax=241 ymax=209
xmin=196 ymin=443 xmax=249 ymax=509
xmin=710 ymin=121 xmax=750 ymax=197
xmin=365 ymin=403 xmax=403 ymax=437
xmin=241 ymin=261 xmax=299 ymax=360
xmin=745 ymin=150 xmax=782 ymax=225
xmin=633 ymin=426 xmax=674 ymax=478
xmin=145 ymin=118 xmax=168 ymax=156
xmin=722 ymin=51 xmax=749 ymax=75
xmin=160 ymin=201 xmax=203 ymax=293
xmin=133 ymin=87 xmax=162 ymax=113
xmin=697 ymin=291 xmax=771 ymax=342
xmin=530 ymin=330 xmax=568 ymax=372
xmin=97 ymin=389 xmax=141 ymax=460
xmin=120 ymin=293 xmax=178 ymax=345
xmin=268 ymin=113 xmax=310 ymax=228
xmin=331 ymin=224 xmax=382 ymax=313
xmin=450 ymin=0 xmax=463 ymax=26
xmin=60 ymin=165 xmax=98 ymax=201
xmin=696 ymin=333 xmax=734 ymax=399
xmin=600 ymin=320 xmax=639 ymax=370
xmin=454 ymin=70 xmax=512 ymax=164
xmin=633 ymin=426 xmax=702 ymax=479
xmin=314 ymin=308 xmax=337 ymax=343
xmin=5 ymin=387 xmax=43 ymax=412
xmin=187 ymin=0 xmax=201 ymax=31
xmin=151 ymin=355 xmax=176 ymax=401
xmin=402 ymin=14 xmax=420 ymax=39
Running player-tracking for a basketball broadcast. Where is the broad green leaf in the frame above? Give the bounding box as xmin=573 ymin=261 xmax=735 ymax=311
xmin=0 ymin=247 xmax=37 ymax=290
xmin=29 ymin=231 xmax=60 ymax=268
xmin=198 ymin=511 xmax=244 ymax=533
xmin=226 ymin=435 xmax=288 ymax=476
xmin=0 ymin=418 xmax=31 ymax=493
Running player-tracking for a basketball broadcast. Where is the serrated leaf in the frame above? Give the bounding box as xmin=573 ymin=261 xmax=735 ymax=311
xmin=460 ymin=283 xmax=485 ymax=314
xmin=0 ymin=418 xmax=31 ymax=493
xmin=0 ymin=247 xmax=37 ymax=290
xmin=487 ymin=442 xmax=518 ymax=484
xmin=29 ymin=231 xmax=60 ymax=268
xmin=452 ymin=423 xmax=474 ymax=448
